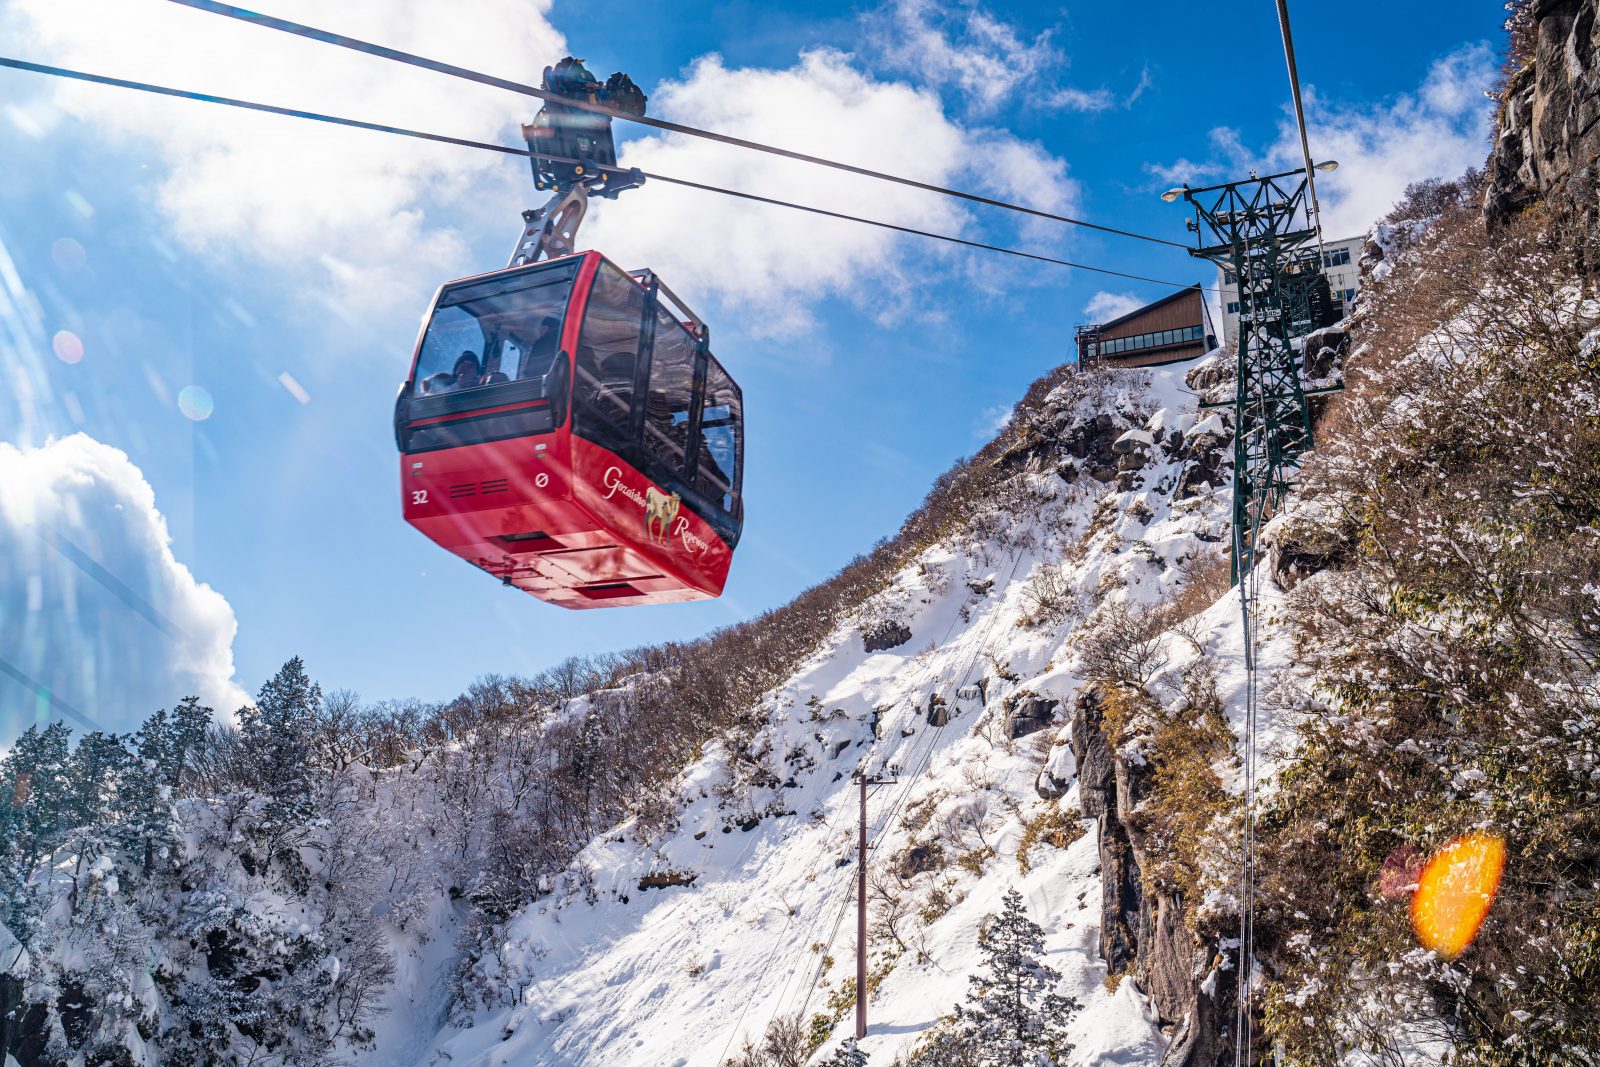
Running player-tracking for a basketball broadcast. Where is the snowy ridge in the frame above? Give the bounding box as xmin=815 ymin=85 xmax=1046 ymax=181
xmin=380 ymin=357 xmax=1251 ymax=1067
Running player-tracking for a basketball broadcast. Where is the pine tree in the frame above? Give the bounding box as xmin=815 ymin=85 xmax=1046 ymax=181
xmin=135 ymin=696 xmax=213 ymax=793
xmin=128 ymin=697 xmax=214 ymax=872
xmin=952 ymin=888 xmax=1077 ymax=1067
xmin=0 ymin=722 xmax=75 ymax=867
xmin=237 ymin=657 xmax=322 ymax=874
xmin=821 ymin=1037 xmax=870 ymax=1066
xmin=65 ymin=730 xmax=135 ymax=828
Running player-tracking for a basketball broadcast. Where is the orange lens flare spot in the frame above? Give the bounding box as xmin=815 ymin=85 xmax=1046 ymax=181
xmin=1410 ymin=832 xmax=1506 ymax=960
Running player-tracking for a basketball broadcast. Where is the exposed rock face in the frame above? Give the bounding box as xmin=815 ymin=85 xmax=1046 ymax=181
xmin=1184 ymin=351 xmax=1232 ymax=396
xmin=1070 ymin=688 xmax=1233 ymax=1067
xmin=1035 ymin=768 xmax=1070 ymax=799
xmin=1173 ymin=417 xmax=1230 ymax=502
xmin=1062 ymin=412 xmax=1128 ymax=486
xmin=1299 ymin=324 xmax=1348 ymax=382
xmin=1270 ymin=508 xmax=1354 ymax=593
xmin=861 ymin=620 xmax=912 ymax=652
xmin=1004 ymin=691 xmax=1058 ymax=739
xmin=1485 ymin=0 xmax=1600 ymax=266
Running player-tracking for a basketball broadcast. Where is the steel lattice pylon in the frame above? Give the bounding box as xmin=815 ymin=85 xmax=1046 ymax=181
xmin=1172 ymin=169 xmax=1322 ymax=583
xmin=1164 ymin=165 xmax=1330 ymax=1067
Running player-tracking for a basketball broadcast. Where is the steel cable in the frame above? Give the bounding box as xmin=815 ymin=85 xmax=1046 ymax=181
xmin=1275 ymin=0 xmax=1326 ymax=256
xmin=163 ymin=0 xmax=1189 ymax=250
xmin=0 ymin=55 xmax=1214 ymax=293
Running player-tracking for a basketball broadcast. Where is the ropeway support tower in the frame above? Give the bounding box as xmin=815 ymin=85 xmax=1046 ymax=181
xmin=1163 ymin=161 xmax=1339 ymax=1064
xmin=1166 ymin=167 xmax=1329 ymax=583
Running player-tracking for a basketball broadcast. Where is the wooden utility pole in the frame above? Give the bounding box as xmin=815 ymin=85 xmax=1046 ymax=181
xmin=855 ymin=772 xmax=892 ymax=1041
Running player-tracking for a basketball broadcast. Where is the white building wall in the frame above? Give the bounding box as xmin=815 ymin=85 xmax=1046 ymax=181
xmin=1218 ymin=233 xmax=1364 ymax=346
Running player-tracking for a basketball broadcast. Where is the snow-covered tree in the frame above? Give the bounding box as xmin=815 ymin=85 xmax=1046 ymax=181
xmin=821 ymin=1037 xmax=870 ymax=1065
xmin=1 ymin=721 xmax=74 ymax=868
xmin=127 ymin=696 xmax=213 ymax=872
xmin=952 ymin=888 xmax=1077 ymax=1067
xmin=237 ymin=657 xmax=322 ymax=873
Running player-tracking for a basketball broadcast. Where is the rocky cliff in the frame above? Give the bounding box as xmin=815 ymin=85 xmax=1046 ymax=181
xmin=1071 ymin=687 xmax=1233 ymax=1067
xmin=1485 ymin=0 xmax=1600 ymax=264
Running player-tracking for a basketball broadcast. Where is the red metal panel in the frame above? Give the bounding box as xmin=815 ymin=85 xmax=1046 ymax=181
xmin=399 ymin=418 xmax=732 ymax=609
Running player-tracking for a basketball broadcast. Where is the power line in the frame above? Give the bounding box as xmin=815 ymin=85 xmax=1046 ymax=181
xmin=785 ymin=548 xmax=1028 ymax=1041
xmin=0 ymin=55 xmax=1214 ymax=293
xmin=710 ymin=795 xmax=854 ymax=1067
xmin=162 ymin=0 xmax=1189 ymax=251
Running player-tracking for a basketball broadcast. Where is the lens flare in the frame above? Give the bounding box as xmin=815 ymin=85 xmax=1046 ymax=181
xmin=1378 ymin=844 xmax=1422 ymax=900
xmin=51 ymin=237 xmax=86 ymax=271
xmin=53 ymin=330 xmax=84 ymax=364
xmin=1410 ymin=832 xmax=1506 ymax=959
xmin=177 ymin=385 xmax=214 ymax=421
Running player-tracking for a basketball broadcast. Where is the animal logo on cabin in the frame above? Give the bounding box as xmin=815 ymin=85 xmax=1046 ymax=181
xmin=644 ymin=486 xmax=681 ymax=546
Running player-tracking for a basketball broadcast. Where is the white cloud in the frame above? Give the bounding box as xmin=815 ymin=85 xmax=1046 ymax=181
xmin=972 ymin=132 xmax=1081 ymax=248
xmin=872 ymin=0 xmax=1059 ymax=114
xmin=869 ymin=0 xmax=1134 ymax=116
xmin=1044 ymin=87 xmax=1116 ymax=113
xmin=1289 ymin=44 xmax=1498 ymax=238
xmin=586 ymin=50 xmax=1078 ymax=336
xmin=1143 ymin=127 xmax=1251 ymax=187
xmin=974 ymin=402 xmax=1013 ymax=439
xmin=3 ymin=2 xmax=1080 ymax=336
xmin=1124 ymin=66 xmax=1153 ymax=108
xmin=1083 ymin=291 xmax=1145 ymax=322
xmin=1 ymin=0 xmax=565 ymax=313
xmin=0 ymin=434 xmax=245 ymax=744
xmin=1144 ymin=44 xmax=1497 ymax=238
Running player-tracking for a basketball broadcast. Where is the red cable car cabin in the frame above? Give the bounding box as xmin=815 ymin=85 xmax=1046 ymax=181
xmin=394 ymin=251 xmax=743 ymax=609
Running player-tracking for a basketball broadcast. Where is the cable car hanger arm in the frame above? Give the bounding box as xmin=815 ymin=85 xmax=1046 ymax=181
xmin=510 ymin=56 xmax=647 ymax=266
xmin=510 ymin=184 xmax=591 ymax=267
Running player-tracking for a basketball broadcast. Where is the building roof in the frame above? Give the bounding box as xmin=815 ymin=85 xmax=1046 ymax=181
xmin=1094 ymin=283 xmax=1204 ymax=332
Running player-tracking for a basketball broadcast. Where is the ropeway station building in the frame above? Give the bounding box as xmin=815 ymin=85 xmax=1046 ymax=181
xmin=1216 ymin=233 xmax=1363 ymax=347
xmin=1075 ymin=284 xmax=1217 ymax=369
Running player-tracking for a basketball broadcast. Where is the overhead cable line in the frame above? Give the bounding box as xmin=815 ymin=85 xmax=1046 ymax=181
xmin=1275 ymin=0 xmax=1324 ymax=255
xmin=787 ymin=548 xmax=1027 ymax=1038
xmin=162 ymin=0 xmax=1189 ymax=251
xmin=0 ymin=56 xmax=1212 ymax=292
xmin=1229 ymin=6 xmax=1319 ymax=1061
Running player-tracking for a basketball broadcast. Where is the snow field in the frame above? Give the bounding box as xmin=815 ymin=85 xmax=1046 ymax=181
xmin=381 ymin=358 xmax=1257 ymax=1067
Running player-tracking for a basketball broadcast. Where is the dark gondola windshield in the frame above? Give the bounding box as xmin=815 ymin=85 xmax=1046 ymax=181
xmin=414 ymin=267 xmax=573 ymax=396
xmin=642 ymin=304 xmax=697 ymax=475
xmin=572 ymin=262 xmax=645 ymax=446
xmin=571 ymin=263 xmax=743 ymax=523
xmin=696 ymin=356 xmax=741 ymax=514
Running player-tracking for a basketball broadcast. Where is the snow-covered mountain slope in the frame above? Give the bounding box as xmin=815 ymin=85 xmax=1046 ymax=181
xmin=370 ymin=357 xmax=1251 ymax=1067
xmin=14 ymin=120 xmax=1600 ymax=1064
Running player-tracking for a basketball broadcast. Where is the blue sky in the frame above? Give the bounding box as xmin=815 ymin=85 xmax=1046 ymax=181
xmin=0 ymin=0 xmax=1504 ymax=740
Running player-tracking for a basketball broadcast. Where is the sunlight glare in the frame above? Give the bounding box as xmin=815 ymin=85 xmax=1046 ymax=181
xmin=1410 ymin=832 xmax=1506 ymax=960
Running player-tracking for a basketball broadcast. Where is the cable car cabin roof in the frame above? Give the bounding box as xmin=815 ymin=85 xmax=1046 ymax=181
xmin=395 ymin=250 xmax=742 ymax=609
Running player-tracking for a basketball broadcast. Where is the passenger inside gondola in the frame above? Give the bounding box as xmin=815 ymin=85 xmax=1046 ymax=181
xmin=483 ymin=349 xmax=512 ymax=385
xmin=694 ymin=358 xmax=741 ymax=513
xmin=422 ymin=352 xmax=482 ymax=394
xmin=414 ymin=269 xmax=573 ymax=396
xmin=518 ymin=316 xmax=562 ymax=379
